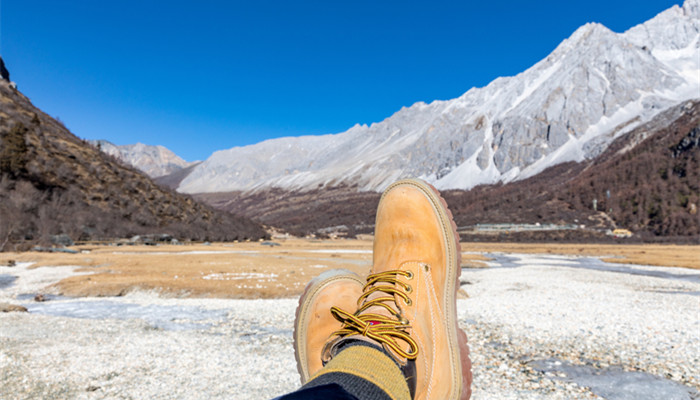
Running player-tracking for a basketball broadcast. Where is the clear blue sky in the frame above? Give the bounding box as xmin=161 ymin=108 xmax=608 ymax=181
xmin=0 ymin=0 xmax=681 ymax=161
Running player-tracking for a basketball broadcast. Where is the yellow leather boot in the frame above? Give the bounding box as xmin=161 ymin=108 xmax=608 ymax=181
xmin=294 ymin=269 xmax=364 ymax=384
xmin=325 ymin=179 xmax=472 ymax=400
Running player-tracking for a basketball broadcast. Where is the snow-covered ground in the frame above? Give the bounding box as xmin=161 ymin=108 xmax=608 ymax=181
xmin=1 ymin=254 xmax=699 ymax=399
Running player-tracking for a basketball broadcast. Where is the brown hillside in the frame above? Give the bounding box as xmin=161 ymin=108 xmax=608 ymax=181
xmin=566 ymin=101 xmax=699 ymax=237
xmin=0 ymin=70 xmax=267 ymax=251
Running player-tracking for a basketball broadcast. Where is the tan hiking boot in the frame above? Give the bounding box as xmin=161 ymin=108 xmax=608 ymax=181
xmin=294 ymin=269 xmax=364 ymax=384
xmin=326 ymin=179 xmax=472 ymax=400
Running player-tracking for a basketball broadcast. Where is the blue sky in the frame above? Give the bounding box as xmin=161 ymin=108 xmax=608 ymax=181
xmin=1 ymin=0 xmax=681 ymax=161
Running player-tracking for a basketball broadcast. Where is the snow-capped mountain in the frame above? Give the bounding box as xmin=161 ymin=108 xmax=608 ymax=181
xmin=178 ymin=0 xmax=700 ymax=194
xmin=91 ymin=140 xmax=194 ymax=178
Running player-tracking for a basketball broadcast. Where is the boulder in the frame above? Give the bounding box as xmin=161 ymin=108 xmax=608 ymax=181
xmin=0 ymin=302 xmax=28 ymax=312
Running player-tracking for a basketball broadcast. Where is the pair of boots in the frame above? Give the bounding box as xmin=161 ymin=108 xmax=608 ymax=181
xmin=293 ymin=179 xmax=472 ymax=400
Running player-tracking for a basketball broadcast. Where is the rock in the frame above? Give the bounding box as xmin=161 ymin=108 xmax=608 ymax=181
xmin=51 ymin=234 xmax=74 ymax=247
xmin=0 ymin=302 xmax=28 ymax=312
xmin=0 ymin=57 xmax=9 ymax=81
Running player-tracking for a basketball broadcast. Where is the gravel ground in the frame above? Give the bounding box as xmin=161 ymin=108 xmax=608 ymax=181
xmin=1 ymin=254 xmax=699 ymax=399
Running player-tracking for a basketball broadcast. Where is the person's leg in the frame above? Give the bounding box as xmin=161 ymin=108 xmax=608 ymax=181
xmin=273 ymin=383 xmax=359 ymax=400
xmin=292 ymin=269 xmax=410 ymax=400
xmin=280 ymin=339 xmax=411 ymax=400
xmin=323 ymin=178 xmax=472 ymax=399
xmin=278 ymin=178 xmax=472 ymax=400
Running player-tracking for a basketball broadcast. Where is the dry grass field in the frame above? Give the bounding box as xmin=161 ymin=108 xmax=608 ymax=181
xmin=462 ymin=242 xmax=700 ymax=270
xmin=1 ymin=239 xmax=697 ymax=299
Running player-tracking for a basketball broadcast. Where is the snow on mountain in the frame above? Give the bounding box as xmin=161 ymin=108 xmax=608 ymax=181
xmin=178 ymin=0 xmax=700 ymax=194
xmin=92 ymin=140 xmax=195 ymax=178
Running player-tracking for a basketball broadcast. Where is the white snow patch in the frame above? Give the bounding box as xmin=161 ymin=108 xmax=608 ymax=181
xmin=433 ymin=149 xmax=502 ymax=190
xmin=111 ymin=250 xmax=260 ymax=255
xmin=653 ymin=33 xmax=700 ymax=84
xmin=307 ymin=249 xmax=372 ymax=254
xmin=0 ymin=263 xmax=94 ymax=301
xmin=201 ymin=272 xmax=278 ymax=281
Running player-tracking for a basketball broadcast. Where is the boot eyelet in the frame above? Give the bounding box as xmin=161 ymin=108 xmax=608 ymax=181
xmin=399 ymin=317 xmax=409 ymax=325
xmin=405 ymin=285 xmax=412 ymax=294
xmin=405 ymin=271 xmax=414 ymax=279
xmin=405 ymin=298 xmax=412 ymax=306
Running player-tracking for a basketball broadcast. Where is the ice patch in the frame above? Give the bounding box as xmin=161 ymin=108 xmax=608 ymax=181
xmin=112 ymin=250 xmax=259 ymax=255
xmin=24 ymin=300 xmax=228 ymax=331
xmin=202 ymin=272 xmax=278 ymax=281
xmin=529 ymin=358 xmax=699 ymax=400
xmin=306 ymin=249 xmax=372 ymax=254
xmin=483 ymin=253 xmax=700 ymax=283
xmin=0 ymin=262 xmax=94 ymax=301
xmin=0 ymin=274 xmax=18 ymax=290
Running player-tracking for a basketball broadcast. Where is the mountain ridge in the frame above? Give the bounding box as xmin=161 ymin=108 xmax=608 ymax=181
xmin=90 ymin=140 xmax=196 ymax=178
xmin=194 ymin=99 xmax=699 ymax=240
xmin=172 ymin=0 xmax=699 ymax=194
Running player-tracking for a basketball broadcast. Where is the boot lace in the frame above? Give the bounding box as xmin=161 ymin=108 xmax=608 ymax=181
xmin=330 ymin=270 xmax=419 ymax=360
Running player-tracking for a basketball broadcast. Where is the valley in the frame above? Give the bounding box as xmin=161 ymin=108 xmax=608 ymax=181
xmin=1 ymin=1 xmax=699 ymax=400
xmin=1 ymin=239 xmax=697 ymax=300
xmin=1 ymin=240 xmax=698 ymax=399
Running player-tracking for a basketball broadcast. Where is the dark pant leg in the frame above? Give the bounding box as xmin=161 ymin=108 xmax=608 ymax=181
xmin=272 ymin=383 xmax=359 ymax=400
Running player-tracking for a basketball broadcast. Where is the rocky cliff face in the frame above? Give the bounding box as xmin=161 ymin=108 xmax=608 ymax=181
xmin=176 ymin=0 xmax=699 ymax=194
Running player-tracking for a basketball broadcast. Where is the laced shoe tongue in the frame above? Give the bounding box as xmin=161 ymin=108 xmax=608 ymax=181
xmin=356 ymin=270 xmax=411 ymax=322
xmin=357 ymin=289 xmax=400 ymax=320
xmin=328 ymin=269 xmax=418 ymax=361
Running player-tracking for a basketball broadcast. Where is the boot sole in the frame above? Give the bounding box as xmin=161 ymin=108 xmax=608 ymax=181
xmin=293 ymin=268 xmax=364 ymax=384
xmin=381 ymin=179 xmax=473 ymax=400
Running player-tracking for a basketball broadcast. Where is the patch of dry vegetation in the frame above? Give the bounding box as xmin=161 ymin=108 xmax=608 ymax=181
xmin=1 ymin=240 xmax=696 ymax=299
xmin=463 ymin=242 xmax=700 ymax=270
xmin=1 ymin=239 xmax=373 ymax=298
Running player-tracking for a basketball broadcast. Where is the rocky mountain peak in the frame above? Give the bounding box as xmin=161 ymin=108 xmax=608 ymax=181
xmin=624 ymin=0 xmax=700 ymax=52
xmin=683 ymin=0 xmax=700 ymax=18
xmin=0 ymin=57 xmax=10 ymax=82
xmin=91 ymin=140 xmax=195 ymax=178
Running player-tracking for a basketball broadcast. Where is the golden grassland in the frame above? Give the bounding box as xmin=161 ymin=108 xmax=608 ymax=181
xmin=0 ymin=239 xmax=697 ymax=299
xmin=461 ymin=242 xmax=700 ymax=270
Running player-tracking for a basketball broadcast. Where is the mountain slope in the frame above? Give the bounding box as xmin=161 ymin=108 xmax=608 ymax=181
xmin=197 ymin=100 xmax=700 ymax=240
xmin=90 ymin=140 xmax=194 ymax=178
xmin=178 ymin=0 xmax=699 ymax=194
xmin=0 ymin=70 xmax=267 ymax=250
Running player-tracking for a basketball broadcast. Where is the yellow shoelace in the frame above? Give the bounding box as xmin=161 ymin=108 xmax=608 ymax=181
xmin=330 ymin=270 xmax=419 ymax=360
